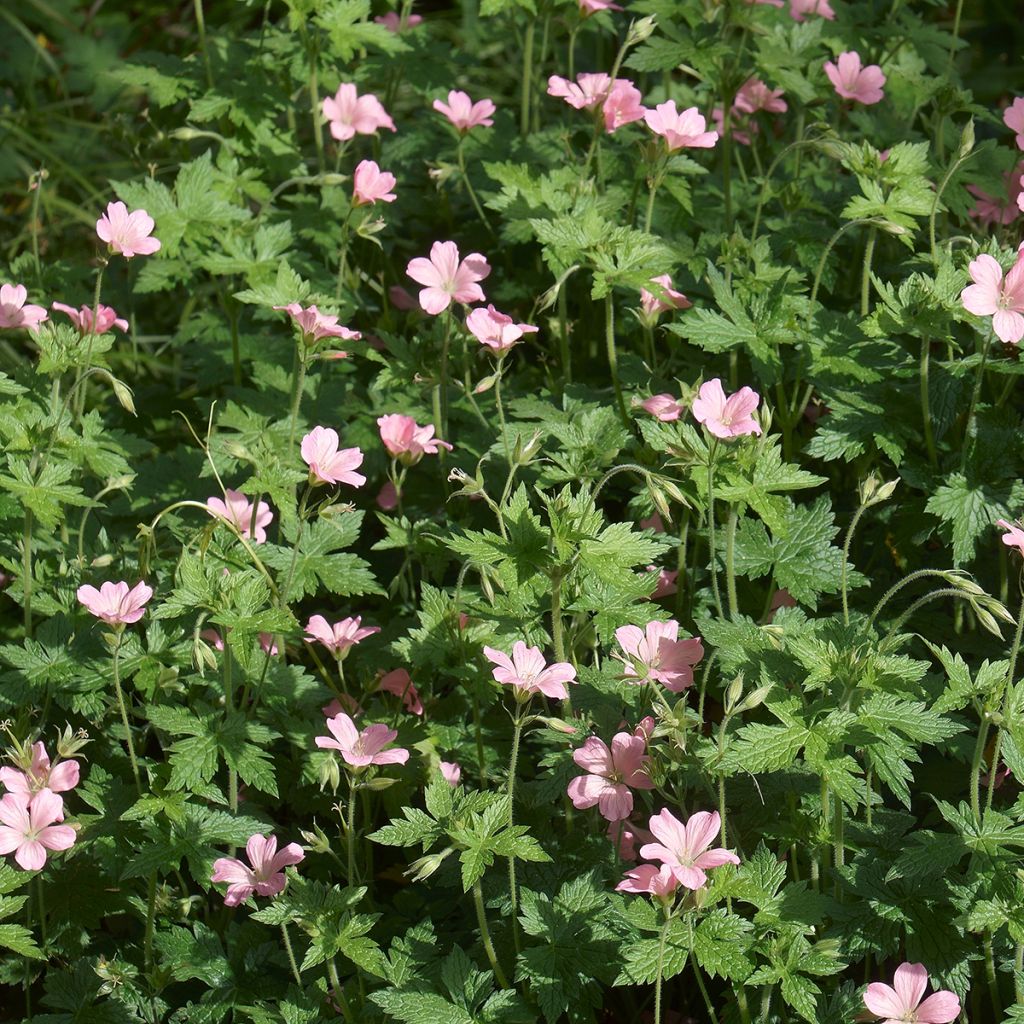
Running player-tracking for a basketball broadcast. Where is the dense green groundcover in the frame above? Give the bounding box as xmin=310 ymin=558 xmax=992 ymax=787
xmin=2 ymin=0 xmax=1024 ymax=1021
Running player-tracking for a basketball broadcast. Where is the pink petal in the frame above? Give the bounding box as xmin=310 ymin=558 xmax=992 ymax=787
xmin=892 ymin=963 xmax=928 ymax=1013
xmin=915 ymin=992 xmax=962 ymax=1024
xmin=567 ymin=773 xmax=611 ymax=810
xmin=863 ymin=983 xmax=905 ymax=1018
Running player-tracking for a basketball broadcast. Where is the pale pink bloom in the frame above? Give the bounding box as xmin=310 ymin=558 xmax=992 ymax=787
xmin=274 ymin=303 xmax=361 ymax=345
xmin=301 ymin=426 xmax=367 ymax=487
xmin=615 ymin=620 xmax=704 ymax=693
xmin=377 ymin=480 xmax=399 ymax=510
xmin=647 ymin=566 xmax=679 ymax=599
xmin=640 ymin=275 xmax=691 ymax=322
xmin=96 ymin=201 xmax=160 ymax=258
xmin=200 ymin=628 xmax=226 ymax=651
xmin=375 ymin=11 xmax=423 ymax=30
xmin=961 ymin=252 xmax=1024 ymax=344
xmin=579 ymin=0 xmax=622 ymax=13
xmin=1004 ymin=97 xmax=1024 ymax=149
xmin=789 ymin=0 xmax=834 ymax=19
xmin=304 ymin=615 xmax=380 ymax=656
xmin=712 ymin=106 xmax=754 ymax=147
xmin=644 ymin=102 xmax=719 ymax=150
xmin=547 ymin=73 xmax=612 ymax=110
xmin=0 ymin=791 xmax=75 ymax=871
xmin=439 ymin=761 xmax=462 ymax=786
xmin=206 ymin=489 xmax=273 ymax=544
xmin=316 ymin=713 xmax=410 ymax=768
xmin=640 ymin=513 xmax=665 ymax=532
xmin=998 ymin=519 xmax=1024 ymax=557
xmin=603 ymin=80 xmax=647 ymax=134
xmin=77 ymin=580 xmax=153 ymax=626
xmin=260 ymin=633 xmax=279 ymax=656
xmin=567 ymin=733 xmax=654 ymax=821
xmin=466 ymin=304 xmax=539 ymax=353
xmin=483 ymin=641 xmax=577 ymax=700
xmin=433 ymin=90 xmax=496 ymax=132
xmin=0 ymin=743 xmax=79 ymax=800
xmin=640 ymin=809 xmax=739 ymax=889
xmin=608 ymin=819 xmax=654 ymax=861
xmin=967 ymin=166 xmax=1024 ymax=227
xmin=824 ymin=51 xmax=886 ymax=105
xmin=406 ymin=241 xmax=491 ymax=315
xmin=323 ymin=694 xmax=362 ymax=718
xmin=691 ymin=378 xmax=762 ymax=438
xmin=51 ymin=302 xmax=127 ymax=335
xmin=377 ymin=414 xmax=453 ymax=464
xmin=379 ymin=668 xmax=423 ymax=715
xmin=322 ymin=84 xmax=395 ymax=141
xmin=616 ymin=863 xmax=680 ymax=896
xmin=734 ymin=78 xmax=788 ymax=114
xmin=211 ymin=833 xmax=304 ymax=907
xmin=640 ymin=394 xmax=684 ymax=422
xmin=351 ymin=160 xmax=397 ymax=206
xmin=863 ymin=963 xmax=960 ymax=1024
xmin=0 ymin=284 xmax=48 ymax=333
xmin=389 ymin=285 xmax=418 ymax=311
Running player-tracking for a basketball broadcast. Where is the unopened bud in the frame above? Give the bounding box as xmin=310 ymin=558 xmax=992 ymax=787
xmin=625 ymin=14 xmax=657 ymax=47
xmin=299 ymin=823 xmax=333 ymax=854
xmin=363 ymin=776 xmax=398 ymax=791
xmin=110 ymin=376 xmax=136 ymax=415
xmin=725 ymin=676 xmax=744 ymax=712
xmin=474 ymin=374 xmax=498 ymax=395
xmin=540 ymin=716 xmax=578 ymax=735
xmin=958 ymin=118 xmax=975 ymax=160
xmin=91 ymin=554 xmax=115 ymax=568
xmin=406 ymin=846 xmax=456 ymax=882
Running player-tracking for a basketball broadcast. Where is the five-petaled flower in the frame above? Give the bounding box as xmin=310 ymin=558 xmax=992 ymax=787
xmin=0 ymin=742 xmax=80 ymax=802
xmin=547 ymin=73 xmax=612 ymax=110
xmin=211 ymin=833 xmax=304 ymax=907
xmin=603 ymin=79 xmax=646 ymax=133
xmin=483 ymin=641 xmax=577 ymax=701
xmin=466 ymin=304 xmax=539 ymax=353
xmin=0 ymin=284 xmax=48 ymax=333
xmin=639 ymin=809 xmax=740 ymax=889
xmin=824 ymin=51 xmax=886 ymax=105
xmin=863 ymin=962 xmax=960 ymax=1024
xmin=51 ymin=302 xmax=127 ymax=336
xmin=96 ymin=201 xmax=161 ymax=258
xmin=433 ymin=90 xmax=496 ymax=132
xmin=304 ymin=615 xmax=380 ymax=657
xmin=378 ymin=668 xmax=423 ymax=716
xmin=691 ymin=378 xmax=762 ymax=438
xmin=377 ymin=414 xmax=453 ymax=464
xmin=644 ymin=101 xmax=719 ymax=150
xmin=352 ymin=160 xmax=397 ymax=206
xmin=734 ymin=77 xmax=788 ymax=114
xmin=961 ymin=251 xmax=1024 ymax=345
xmin=301 ymin=426 xmax=367 ymax=487
xmin=316 ymin=713 xmax=410 ymax=768
xmin=274 ymin=303 xmax=361 ymax=347
xmin=322 ymin=84 xmax=395 ymax=141
xmin=206 ymin=489 xmax=274 ymax=544
xmin=406 ymin=241 xmax=491 ymax=315
xmin=0 ymin=791 xmax=76 ymax=871
xmin=615 ymin=620 xmax=704 ymax=692
xmin=567 ymin=733 xmax=654 ymax=821
xmin=77 ymin=580 xmax=153 ymax=626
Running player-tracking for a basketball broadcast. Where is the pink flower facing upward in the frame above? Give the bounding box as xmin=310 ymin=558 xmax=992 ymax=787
xmin=961 ymin=251 xmax=1024 ymax=344
xmin=211 ymin=834 xmax=304 ymax=907
xmin=824 ymin=52 xmax=886 ymax=106
xmin=316 ymin=713 xmax=410 ymax=769
xmin=51 ymin=302 xmax=128 ymax=336
xmin=77 ymin=580 xmax=153 ymax=626
xmin=640 ymin=394 xmax=685 ymax=422
xmin=375 ymin=11 xmax=423 ymax=30
xmin=734 ymin=78 xmax=788 ymax=115
xmin=616 ymin=863 xmax=680 ymax=897
xmin=352 ymin=160 xmax=397 ymax=206
xmin=645 ymin=102 xmax=719 ymax=150
xmin=301 ymin=426 xmax=367 ymax=487
xmin=483 ymin=641 xmax=577 ymax=701
xmin=377 ymin=414 xmax=453 ymax=465
xmin=567 ymin=733 xmax=654 ymax=821
xmin=206 ymin=490 xmax=273 ymax=544
xmin=998 ymin=519 xmax=1024 ymax=557
xmin=0 ymin=284 xmax=48 ymax=333
xmin=640 ymin=275 xmax=691 ymax=323
xmin=378 ymin=668 xmax=423 ymax=716
xmin=691 ymin=378 xmax=762 ymax=438
xmin=0 ymin=742 xmax=80 ymax=800
xmin=274 ymin=304 xmax=361 ymax=348
xmin=305 ymin=615 xmax=380 ymax=658
xmin=863 ymin=963 xmax=960 ymax=1024
xmin=466 ymin=305 xmax=539 ymax=354
xmin=789 ymin=0 xmax=835 ymax=19
xmin=322 ymin=84 xmax=395 ymax=141
xmin=0 ymin=791 xmax=76 ymax=871
xmin=406 ymin=241 xmax=491 ymax=315
xmin=547 ymin=73 xmax=612 ymax=110
xmin=615 ymin=620 xmax=704 ymax=693
xmin=96 ymin=201 xmax=161 ymax=258
xmin=439 ymin=761 xmax=462 ymax=786
xmin=1004 ymin=97 xmax=1024 ymax=150
xmin=433 ymin=91 xmax=496 ymax=133
xmin=640 ymin=809 xmax=740 ymax=889
xmin=603 ymin=80 xmax=647 ymax=134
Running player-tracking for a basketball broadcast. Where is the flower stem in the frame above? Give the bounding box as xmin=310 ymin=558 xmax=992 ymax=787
xmin=520 ymin=20 xmax=535 ymax=138
xmin=434 ymin=313 xmax=454 ymax=442
xmin=961 ymin=328 xmax=992 ymax=471
xmin=145 ymin=871 xmax=156 ymax=973
xmin=194 ymin=0 xmax=213 ymax=88
xmin=328 ymin=958 xmax=355 ymax=1021
xmin=706 ymin=445 xmax=724 ymax=619
xmin=281 ymin=921 xmax=302 ymax=986
xmin=983 ymin=590 xmax=1024 ymax=813
xmin=307 ymin=34 xmax=325 ymax=173
xmin=494 ymin=359 xmax=512 ymax=469
xmin=346 ymin=774 xmax=359 ymax=883
xmin=860 ymin=226 xmax=877 ymax=317
xmin=288 ymin=350 xmax=308 ymax=452
xmin=507 ymin=712 xmax=525 ymax=951
xmin=689 ymin=923 xmax=720 ymax=1024
xmin=604 ymin=295 xmax=628 ymax=427
xmin=456 ymin=137 xmax=494 ymax=232
xmin=472 ymin=880 xmax=509 ymax=988
xmin=644 ymin=168 xmax=663 ymax=234
xmin=654 ymin=913 xmax=670 ymax=1024
xmin=724 ymin=507 xmax=739 ymax=619
xmin=920 ymin=337 xmax=938 ymax=468
xmin=841 ymin=502 xmax=868 ymax=626
xmin=22 ymin=509 xmax=32 ymax=637
xmin=73 ymin=258 xmax=107 ymax=422
xmin=113 ymin=637 xmax=142 ymax=795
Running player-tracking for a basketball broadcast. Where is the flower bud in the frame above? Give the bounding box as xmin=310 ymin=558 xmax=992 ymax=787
xmin=406 ymin=846 xmax=456 ymax=882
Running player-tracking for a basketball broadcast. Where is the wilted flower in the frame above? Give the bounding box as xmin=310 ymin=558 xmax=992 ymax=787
xmin=433 ymin=90 xmax=496 ymax=132
xmin=547 ymin=73 xmax=612 ymax=110
xmin=567 ymin=733 xmax=654 ymax=821
xmin=691 ymin=378 xmax=762 ymax=438
xmin=304 ymin=615 xmax=380 ymax=656
xmin=863 ymin=963 xmax=960 ymax=1024
xmin=377 ymin=480 xmax=399 ymax=510
xmin=274 ymin=304 xmax=361 ymax=346
xmin=615 ymin=620 xmax=704 ymax=692
xmin=483 ymin=641 xmax=577 ymax=700
xmin=211 ymin=834 xmax=304 ymax=907
xmin=51 ymin=302 xmax=127 ymax=335
xmin=96 ymin=201 xmax=161 ymax=258
xmin=466 ymin=304 xmax=538 ymax=353
xmin=967 ymin=164 xmax=1024 ymax=227
xmin=644 ymin=101 xmax=719 ymax=150
xmin=378 ymin=668 xmax=423 ymax=716
xmin=640 ymin=394 xmax=684 ymax=422
xmin=603 ymin=80 xmax=646 ymax=133
xmin=639 ymin=809 xmax=740 ymax=889
xmin=206 ymin=490 xmax=273 ymax=544
xmin=322 ymin=84 xmax=395 ymax=141
xmin=961 ymin=251 xmax=1024 ymax=344
xmin=316 ymin=713 xmax=410 ymax=768
xmin=377 ymin=414 xmax=453 ymax=464
xmin=824 ymin=51 xmax=886 ymax=105
xmin=352 ymin=160 xmax=397 ymax=206
xmin=406 ymin=241 xmax=491 ymax=315
xmin=0 ymin=284 xmax=48 ymax=333
xmin=77 ymin=580 xmax=152 ymax=626
xmin=301 ymin=426 xmax=367 ymax=487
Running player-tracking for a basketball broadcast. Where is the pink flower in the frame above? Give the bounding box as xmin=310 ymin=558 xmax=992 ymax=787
xmin=0 ymin=743 xmax=79 ymax=800
xmin=579 ymin=0 xmax=622 ymax=13
xmin=406 ymin=241 xmax=491 ymax=315
xmin=377 ymin=414 xmax=453 ymax=464
xmin=301 ymin=426 xmax=367 ymax=487
xmin=377 ymin=480 xmax=399 ymax=510
xmin=640 ymin=513 xmax=665 ymax=532
xmin=322 ymin=84 xmax=395 ymax=141
xmin=466 ymin=304 xmax=538 ymax=353
xmin=379 ymin=668 xmax=423 ymax=715
xmin=603 ymin=80 xmax=646 ymax=133
xmin=323 ymin=694 xmax=362 ymax=719
xmin=0 ymin=284 xmax=48 ymax=333
xmin=200 ymin=628 xmax=226 ymax=651
xmin=304 ymin=615 xmax=380 ymax=657
xmin=352 ymin=160 xmax=397 ymax=206
xmin=440 ymin=761 xmax=462 ymax=786
xmin=77 ymin=580 xmax=153 ymax=626
xmin=789 ymin=0 xmax=834 ymax=19
xmin=691 ymin=378 xmax=762 ymax=438
xmin=712 ymin=106 xmax=755 ymax=147
xmin=634 ymin=716 xmax=657 ymax=741
xmin=608 ymin=819 xmax=654 ymax=861
xmin=433 ymin=90 xmax=496 ymax=133
xmin=824 ymin=51 xmax=886 ymax=105
xmin=640 ymin=809 xmax=740 ymax=889
xmin=0 ymin=791 xmax=75 ymax=871
xmin=206 ymin=489 xmax=273 ymax=544
xmin=767 ymin=588 xmax=798 ymax=621
xmin=967 ymin=165 xmax=1024 ymax=227
xmin=863 ymin=963 xmax=960 ymax=1024
xmin=961 ymin=251 xmax=1024 ymax=345
xmin=316 ymin=713 xmax=410 ymax=768
xmin=644 ymin=102 xmax=719 ymax=150
xmin=640 ymin=275 xmax=691 ymax=322
xmin=1004 ymin=97 xmax=1024 ymax=149
xmin=51 ymin=302 xmax=127 ymax=335
xmin=547 ymin=73 xmax=612 ymax=110
xmin=616 ymin=863 xmax=680 ymax=896
xmin=567 ymin=733 xmax=654 ymax=821
xmin=998 ymin=519 xmax=1024 ymax=557
xmin=96 ymin=201 xmax=161 ymax=258
xmin=640 ymin=394 xmax=684 ymax=422
xmin=734 ymin=77 xmax=788 ymax=114
xmin=647 ymin=566 xmax=679 ymax=599
xmin=375 ymin=11 xmax=423 ymax=30
xmin=615 ymin=620 xmax=704 ymax=692
xmin=483 ymin=641 xmax=577 ymax=701
xmin=211 ymin=833 xmax=304 ymax=907
xmin=274 ymin=303 xmax=361 ymax=346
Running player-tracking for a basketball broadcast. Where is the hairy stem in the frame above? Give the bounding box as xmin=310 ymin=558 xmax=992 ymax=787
xmin=288 ymin=350 xmax=308 ymax=451
xmin=725 ymin=507 xmax=739 ymax=619
xmin=113 ymin=638 xmax=142 ymax=794
xmin=347 ymin=774 xmax=359 ymax=883
xmin=604 ymin=295 xmax=628 ymax=427
xmin=22 ymin=510 xmax=32 ymax=637
xmin=860 ymin=226 xmax=877 ymax=318
xmin=841 ymin=502 xmax=869 ymax=626
xmin=472 ymin=881 xmax=509 ymax=988
xmin=920 ymin=337 xmax=938 ymax=468
xmin=281 ymin=921 xmax=302 ymax=986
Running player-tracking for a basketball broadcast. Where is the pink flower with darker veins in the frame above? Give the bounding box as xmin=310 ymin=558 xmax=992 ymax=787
xmin=406 ymin=241 xmax=491 ymax=315
xmin=322 ymin=84 xmax=395 ymax=141
xmin=274 ymin=304 xmax=361 ymax=346
xmin=206 ymin=489 xmax=273 ymax=544
xmin=439 ymin=761 xmax=462 ymax=786
xmin=352 ymin=160 xmax=397 ymax=206
xmin=547 ymin=73 xmax=612 ymax=110
xmin=316 ymin=713 xmax=410 ymax=768
xmin=305 ymin=615 xmax=380 ymax=657
xmin=824 ymin=51 xmax=886 ymax=105
xmin=483 ymin=641 xmax=577 ymax=701
xmin=863 ymin=963 xmax=960 ymax=1024
xmin=466 ymin=304 xmax=538 ymax=353
xmin=0 ymin=743 xmax=79 ymax=800
xmin=378 ymin=668 xmax=423 ymax=716
xmin=615 ymin=619 xmax=704 ymax=692
xmin=377 ymin=414 xmax=453 ymax=464
xmin=77 ymin=580 xmax=153 ymax=626
xmin=645 ymin=102 xmax=719 ymax=150
xmin=734 ymin=77 xmax=788 ymax=114
xmin=0 ymin=284 xmax=48 ymax=333
xmin=640 ymin=275 xmax=691 ymax=323
xmin=433 ymin=90 xmax=496 ymax=133
xmin=96 ymin=201 xmax=161 ymax=258
xmin=51 ymin=302 xmax=128 ymax=336
xmin=616 ymin=863 xmax=680 ymax=896
xmin=640 ymin=809 xmax=740 ymax=889
xmin=301 ymin=426 xmax=366 ymax=487
xmin=998 ymin=519 xmax=1024 ymax=557
xmin=567 ymin=733 xmax=654 ymax=821
xmin=789 ymin=0 xmax=834 ymax=19
xmin=640 ymin=394 xmax=684 ymax=422
xmin=211 ymin=834 xmax=304 ymax=907
xmin=603 ymin=80 xmax=646 ymax=133
xmin=691 ymin=378 xmax=762 ymax=438
xmin=0 ymin=791 xmax=76 ymax=871
xmin=1004 ymin=97 xmax=1024 ymax=150
xmin=961 ymin=251 xmax=1024 ymax=344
